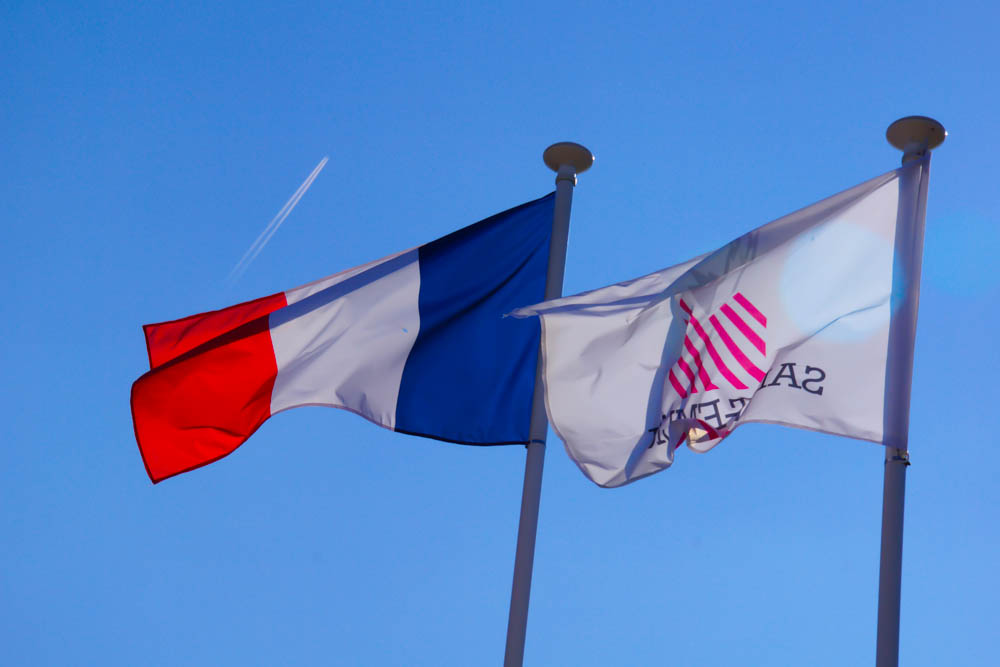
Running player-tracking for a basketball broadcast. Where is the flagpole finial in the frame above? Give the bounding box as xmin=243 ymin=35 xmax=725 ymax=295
xmin=887 ymin=116 xmax=946 ymax=162
xmin=543 ymin=142 xmax=594 ymax=177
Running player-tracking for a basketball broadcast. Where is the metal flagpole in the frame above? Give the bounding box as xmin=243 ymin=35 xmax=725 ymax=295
xmin=876 ymin=116 xmax=945 ymax=667
xmin=504 ymin=142 xmax=594 ymax=667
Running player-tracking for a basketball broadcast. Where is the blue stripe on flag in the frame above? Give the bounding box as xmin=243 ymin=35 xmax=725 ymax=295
xmin=394 ymin=193 xmax=555 ymax=444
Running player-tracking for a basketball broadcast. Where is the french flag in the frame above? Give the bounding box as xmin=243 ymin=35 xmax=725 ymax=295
xmin=131 ymin=193 xmax=555 ymax=483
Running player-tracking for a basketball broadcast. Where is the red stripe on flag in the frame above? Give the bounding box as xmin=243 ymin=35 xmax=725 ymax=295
xmin=143 ymin=292 xmax=287 ymax=369
xmin=683 ymin=335 xmax=718 ymax=391
xmin=687 ymin=314 xmax=748 ymax=390
xmin=709 ymin=314 xmax=766 ymax=382
xmin=131 ymin=298 xmax=287 ymax=483
xmin=668 ymin=369 xmax=688 ymax=398
xmin=733 ymin=292 xmax=766 ymax=327
xmin=720 ymin=303 xmax=766 ymax=355
xmin=676 ymin=356 xmax=698 ymax=393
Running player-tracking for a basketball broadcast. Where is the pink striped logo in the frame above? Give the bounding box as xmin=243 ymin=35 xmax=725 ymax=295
xmin=667 ymin=292 xmax=768 ymax=399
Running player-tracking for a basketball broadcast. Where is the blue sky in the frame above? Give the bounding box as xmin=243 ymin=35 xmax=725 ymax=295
xmin=3 ymin=2 xmax=998 ymax=664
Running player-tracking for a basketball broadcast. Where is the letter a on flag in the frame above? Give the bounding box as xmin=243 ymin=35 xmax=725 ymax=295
xmin=131 ymin=194 xmax=554 ymax=483
xmin=513 ymin=159 xmax=929 ymax=487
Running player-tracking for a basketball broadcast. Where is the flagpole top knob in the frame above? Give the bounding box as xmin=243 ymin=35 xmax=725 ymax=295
xmin=543 ymin=142 xmax=594 ymax=175
xmin=886 ymin=116 xmax=946 ymax=161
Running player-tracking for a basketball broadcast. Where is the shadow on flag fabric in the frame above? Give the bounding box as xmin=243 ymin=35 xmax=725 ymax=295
xmin=132 ymin=193 xmax=554 ymax=483
xmin=513 ymin=159 xmax=929 ymax=487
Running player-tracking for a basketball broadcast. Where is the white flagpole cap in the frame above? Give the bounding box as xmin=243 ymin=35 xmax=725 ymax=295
xmin=886 ymin=116 xmax=946 ymax=161
xmin=543 ymin=142 xmax=595 ymax=175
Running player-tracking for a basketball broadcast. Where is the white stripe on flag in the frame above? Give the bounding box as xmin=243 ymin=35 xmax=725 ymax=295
xmin=269 ymin=250 xmax=421 ymax=427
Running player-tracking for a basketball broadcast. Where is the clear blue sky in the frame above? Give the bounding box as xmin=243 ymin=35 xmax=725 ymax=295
xmin=3 ymin=2 xmax=997 ymax=665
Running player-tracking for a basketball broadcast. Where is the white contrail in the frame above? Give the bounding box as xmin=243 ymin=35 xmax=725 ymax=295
xmin=228 ymin=156 xmax=329 ymax=283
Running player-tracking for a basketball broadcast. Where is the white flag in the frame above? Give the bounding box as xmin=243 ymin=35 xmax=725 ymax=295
xmin=513 ymin=160 xmax=928 ymax=487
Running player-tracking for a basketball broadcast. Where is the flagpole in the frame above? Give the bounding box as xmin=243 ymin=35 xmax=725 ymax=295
xmin=876 ymin=116 xmax=945 ymax=667
xmin=504 ymin=142 xmax=594 ymax=667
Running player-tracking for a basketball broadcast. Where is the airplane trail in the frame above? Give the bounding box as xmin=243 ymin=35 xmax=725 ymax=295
xmin=228 ymin=156 xmax=329 ymax=283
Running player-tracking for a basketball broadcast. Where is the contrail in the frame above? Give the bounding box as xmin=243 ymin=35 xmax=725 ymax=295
xmin=228 ymin=156 xmax=329 ymax=283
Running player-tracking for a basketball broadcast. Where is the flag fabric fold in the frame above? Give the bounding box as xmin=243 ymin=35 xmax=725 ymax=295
xmin=132 ymin=193 xmax=554 ymax=483
xmin=513 ymin=160 xmax=927 ymax=487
